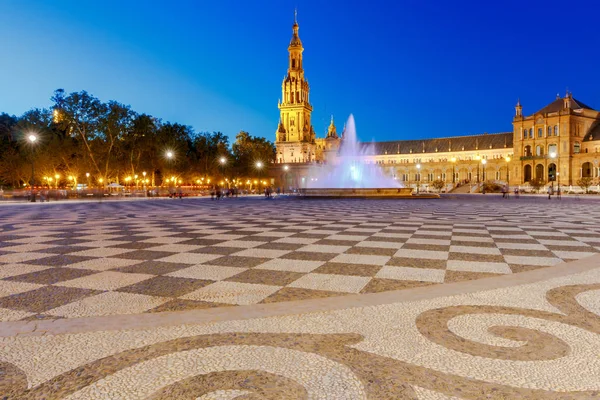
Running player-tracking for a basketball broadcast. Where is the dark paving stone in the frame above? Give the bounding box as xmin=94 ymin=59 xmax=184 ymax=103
xmin=313 ymin=262 xmax=382 ymax=277
xmin=112 ymin=261 xmax=186 ymax=275
xmin=386 ymin=257 xmax=447 ymax=269
xmin=146 ymin=299 xmax=233 ymax=313
xmin=345 ymin=247 xmax=397 ymax=257
xmin=226 ymin=269 xmax=303 ymax=286
xmin=111 ymin=242 xmax=164 ymax=250
xmin=255 ymin=242 xmax=304 ymax=251
xmin=448 ymin=252 xmax=506 ymax=262
xmin=37 ymin=246 xmax=94 ymax=255
xmin=443 ymin=270 xmax=503 ymax=283
xmin=112 ymin=250 xmax=176 ymax=260
xmin=189 ymin=246 xmax=245 ymax=256
xmin=361 ymin=278 xmax=437 ymax=293
xmin=118 ymin=276 xmax=213 ymax=297
xmin=0 ymin=286 xmax=101 ymax=313
xmin=261 ymin=287 xmax=346 ymax=303
xmin=401 ymin=243 xmax=451 ymax=252
xmin=27 ymin=255 xmax=96 ymax=267
xmin=177 ymin=238 xmax=223 ymax=246
xmin=209 ymin=256 xmax=271 ymax=268
xmin=4 ymin=267 xmax=96 ymax=285
xmin=280 ymin=251 xmax=338 ymax=262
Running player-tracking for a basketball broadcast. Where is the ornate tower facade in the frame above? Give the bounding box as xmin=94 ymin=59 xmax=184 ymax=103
xmin=275 ymin=12 xmax=316 ymax=164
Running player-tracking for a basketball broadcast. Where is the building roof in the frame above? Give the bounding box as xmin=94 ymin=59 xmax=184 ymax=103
xmin=534 ymin=97 xmax=595 ymax=115
xmin=360 ymin=132 xmax=513 ymax=156
xmin=584 ymin=122 xmax=600 ymax=142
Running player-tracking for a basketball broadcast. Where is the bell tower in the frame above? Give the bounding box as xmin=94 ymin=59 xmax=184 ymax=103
xmin=275 ymin=10 xmax=316 ymax=164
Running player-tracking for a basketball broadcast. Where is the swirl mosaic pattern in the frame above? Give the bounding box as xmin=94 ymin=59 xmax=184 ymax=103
xmin=1 ymin=256 xmax=599 ymax=399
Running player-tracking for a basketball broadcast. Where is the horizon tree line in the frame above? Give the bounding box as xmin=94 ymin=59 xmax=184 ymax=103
xmin=0 ymin=89 xmax=275 ymax=189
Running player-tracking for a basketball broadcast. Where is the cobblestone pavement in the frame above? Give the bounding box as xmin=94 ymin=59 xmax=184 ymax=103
xmin=0 ymin=196 xmax=599 ymax=321
xmin=0 ymin=196 xmax=600 ymax=398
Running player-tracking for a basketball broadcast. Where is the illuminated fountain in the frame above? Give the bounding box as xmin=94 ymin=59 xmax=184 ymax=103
xmin=302 ymin=115 xmax=438 ymax=198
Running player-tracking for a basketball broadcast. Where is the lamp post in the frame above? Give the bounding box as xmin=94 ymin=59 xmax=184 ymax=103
xmin=505 ymin=156 xmax=511 ymax=183
xmin=416 ymin=163 xmax=421 ymax=194
xmin=283 ymin=165 xmax=289 ymax=194
xmin=475 ymin=155 xmax=481 ymax=183
xmin=142 ymin=171 xmax=147 ymax=196
xmin=481 ymin=159 xmax=487 ymax=182
xmin=27 ymin=134 xmax=37 ymax=202
xmin=450 ymin=157 xmax=456 ymax=185
xmin=550 ymin=152 xmax=558 ymax=189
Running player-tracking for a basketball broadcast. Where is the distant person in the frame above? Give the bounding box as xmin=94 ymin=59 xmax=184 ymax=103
xmin=514 ymin=188 xmax=519 ymax=198
xmin=547 ymin=185 xmax=553 ymax=200
xmin=557 ymin=185 xmax=562 ymax=199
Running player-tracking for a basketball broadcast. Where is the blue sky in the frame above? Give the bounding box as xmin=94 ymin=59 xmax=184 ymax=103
xmin=1 ymin=0 xmax=599 ymax=143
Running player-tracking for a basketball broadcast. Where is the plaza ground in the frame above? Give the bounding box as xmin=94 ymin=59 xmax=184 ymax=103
xmin=0 ymin=195 xmax=599 ymax=398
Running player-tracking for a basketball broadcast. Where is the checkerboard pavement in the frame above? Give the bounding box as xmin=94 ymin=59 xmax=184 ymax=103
xmin=0 ymin=196 xmax=599 ymax=321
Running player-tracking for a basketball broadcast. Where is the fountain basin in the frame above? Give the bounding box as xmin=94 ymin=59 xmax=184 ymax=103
xmin=299 ymin=188 xmax=439 ymax=199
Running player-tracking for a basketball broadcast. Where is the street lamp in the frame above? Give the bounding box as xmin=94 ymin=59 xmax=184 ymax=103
xmin=166 ymin=151 xmax=174 ymax=159
xmin=142 ymin=171 xmax=147 ymax=196
xmin=450 ymin=157 xmax=456 ymax=184
xmin=550 ymin=152 xmax=558 ymax=187
xmin=416 ymin=163 xmax=421 ymax=194
xmin=256 ymin=161 xmax=263 ymax=169
xmin=27 ymin=133 xmax=37 ymax=202
xmin=504 ymin=156 xmax=511 ymax=183
xmin=219 ymin=157 xmax=226 ymax=165
xmin=54 ymin=174 xmax=60 ymax=189
xmin=475 ymin=155 xmax=481 ymax=183
xmin=481 ymin=159 xmax=487 ymax=182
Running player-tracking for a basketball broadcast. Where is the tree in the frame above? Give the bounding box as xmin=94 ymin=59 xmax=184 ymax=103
xmin=51 ymin=90 xmax=105 ymax=177
xmin=529 ymin=178 xmax=545 ymax=193
xmin=232 ymin=131 xmax=276 ymax=179
xmin=577 ymin=177 xmax=594 ymax=194
xmin=191 ymin=131 xmax=231 ymax=178
xmin=431 ymin=179 xmax=445 ymax=193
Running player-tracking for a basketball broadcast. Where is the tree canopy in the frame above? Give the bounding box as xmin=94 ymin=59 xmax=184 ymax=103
xmin=0 ymin=89 xmax=275 ymax=188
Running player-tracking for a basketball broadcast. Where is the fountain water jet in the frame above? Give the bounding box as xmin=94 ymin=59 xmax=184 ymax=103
xmin=302 ymin=115 xmax=438 ymax=198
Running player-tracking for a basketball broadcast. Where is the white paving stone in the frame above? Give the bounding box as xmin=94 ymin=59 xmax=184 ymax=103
xmin=66 ymin=257 xmax=142 ymax=271
xmin=167 ymin=265 xmax=247 ymax=281
xmin=393 ymin=249 xmax=448 ymax=260
xmin=376 ymin=266 xmax=445 ymax=283
xmin=0 ymin=263 xmax=50 ymax=279
xmin=330 ymin=253 xmax=390 ymax=266
xmin=231 ymin=248 xmax=291 ymax=258
xmin=46 ymin=292 xmax=169 ymax=318
xmin=446 ymin=260 xmax=512 ymax=274
xmin=156 ymin=253 xmax=221 ymax=264
xmin=56 ymin=271 xmax=153 ymax=290
xmin=0 ymin=280 xmax=43 ymax=297
xmin=255 ymin=258 xmax=324 ymax=273
xmin=181 ymin=281 xmax=281 ymax=305
xmin=449 ymin=245 xmax=501 ymax=255
xmin=289 ymin=273 xmax=371 ymax=293
xmin=503 ymin=255 xmax=563 ymax=266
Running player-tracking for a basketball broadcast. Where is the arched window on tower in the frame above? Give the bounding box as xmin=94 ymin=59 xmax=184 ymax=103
xmin=292 ymin=59 xmax=296 ymax=68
